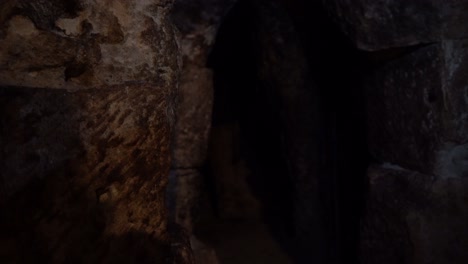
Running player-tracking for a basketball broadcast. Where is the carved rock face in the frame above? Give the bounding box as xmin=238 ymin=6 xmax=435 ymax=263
xmin=367 ymin=41 xmax=468 ymax=175
xmin=0 ymin=0 xmax=187 ymax=262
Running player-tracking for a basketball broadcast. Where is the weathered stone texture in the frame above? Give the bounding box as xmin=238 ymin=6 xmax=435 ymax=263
xmin=169 ymin=65 xmax=213 ymax=236
xmin=170 ymin=0 xmax=235 ymax=213
xmin=0 ymin=0 xmax=187 ymax=262
xmin=324 ymin=0 xmax=468 ymax=50
xmin=169 ymin=1 xmax=236 ymax=263
xmin=169 ymin=223 xmax=196 ymax=264
xmin=171 ymin=68 xmax=213 ymax=169
xmin=367 ymin=41 xmax=468 ymax=176
xmin=361 ymin=165 xmax=468 ymax=264
xmin=172 ymin=0 xmax=236 ymax=55
xmin=322 ymin=1 xmax=468 ymax=262
xmin=171 ymin=0 xmax=236 ymax=243
xmin=170 ymin=0 xmax=236 ymax=173
xmin=362 ymin=17 xmax=468 ymax=262
xmin=0 ymin=85 xmax=173 ymax=263
xmin=168 ymin=169 xmax=202 ymax=232
xmin=0 ymin=0 xmax=179 ymax=90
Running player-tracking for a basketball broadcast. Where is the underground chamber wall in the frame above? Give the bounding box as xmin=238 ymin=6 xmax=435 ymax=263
xmin=0 ymin=0 xmax=466 ymax=263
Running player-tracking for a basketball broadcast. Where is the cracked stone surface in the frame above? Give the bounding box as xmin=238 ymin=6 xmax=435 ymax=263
xmin=0 ymin=0 xmax=192 ymax=263
xmin=367 ymin=41 xmax=468 ymax=176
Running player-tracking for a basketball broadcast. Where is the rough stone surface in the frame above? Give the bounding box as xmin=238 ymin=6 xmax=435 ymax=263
xmin=172 ymin=0 xmax=236 ymax=68
xmin=169 ymin=223 xmax=196 ymax=264
xmin=361 ymin=165 xmax=468 ymax=264
xmin=0 ymin=0 xmax=179 ymax=90
xmin=367 ymin=41 xmax=468 ymax=176
xmin=168 ymin=169 xmax=202 ymax=231
xmin=0 ymin=0 xmax=191 ymax=262
xmin=0 ymin=85 xmax=173 ymax=263
xmin=357 ymin=6 xmax=468 ymax=261
xmin=171 ymin=0 xmax=237 ymax=170
xmin=171 ymin=68 xmax=213 ymax=169
xmin=169 ymin=1 xmax=236 ymax=263
xmin=169 ymin=0 xmax=236 ymax=220
xmin=324 ymin=0 xmax=468 ymax=50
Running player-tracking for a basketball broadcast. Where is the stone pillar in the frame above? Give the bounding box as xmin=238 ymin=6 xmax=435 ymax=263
xmin=169 ymin=0 xmax=235 ymax=263
xmin=0 ymin=0 xmax=191 ymax=262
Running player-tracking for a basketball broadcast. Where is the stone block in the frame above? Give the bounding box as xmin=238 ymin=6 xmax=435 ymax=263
xmin=361 ymin=165 xmax=468 ymax=263
xmin=367 ymin=41 xmax=468 ymax=176
xmin=324 ymin=0 xmax=468 ymax=50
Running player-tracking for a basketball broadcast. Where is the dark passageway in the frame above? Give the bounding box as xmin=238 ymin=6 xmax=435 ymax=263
xmin=192 ymin=1 xmax=371 ymax=263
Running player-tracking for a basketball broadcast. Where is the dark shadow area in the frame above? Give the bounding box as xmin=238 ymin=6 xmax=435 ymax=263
xmin=282 ymin=1 xmax=371 ymax=263
xmin=194 ymin=0 xmax=372 ymax=263
xmin=208 ymin=0 xmax=295 ymax=233
xmin=196 ymin=1 xmax=295 ymax=263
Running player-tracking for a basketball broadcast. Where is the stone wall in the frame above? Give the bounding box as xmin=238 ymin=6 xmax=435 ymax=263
xmin=169 ymin=1 xmax=236 ymax=263
xmin=0 ymin=0 xmax=192 ymax=262
xmin=1 ymin=0 xmax=467 ymax=263
xmin=324 ymin=1 xmax=468 ymax=263
xmin=170 ymin=0 xmax=236 ymax=232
